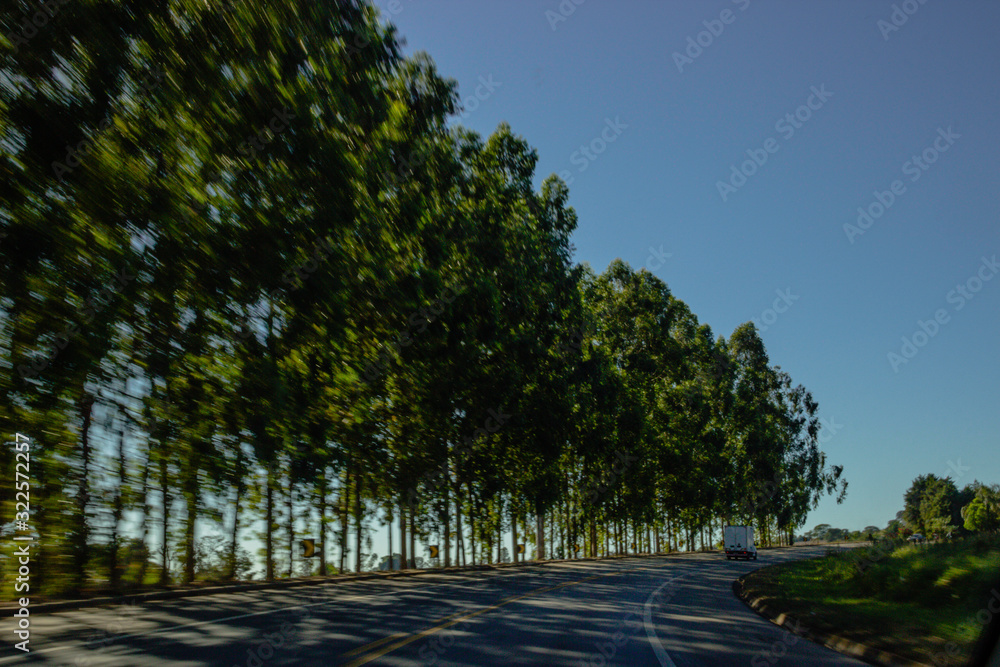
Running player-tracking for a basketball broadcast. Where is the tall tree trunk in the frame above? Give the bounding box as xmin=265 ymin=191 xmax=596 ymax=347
xmin=408 ymin=498 xmax=416 ymax=568
xmin=456 ymin=492 xmax=465 ymax=566
xmin=264 ymin=297 xmax=277 ymax=582
xmin=183 ymin=471 xmax=197 ymax=584
xmin=109 ymin=420 xmax=126 ymax=591
xmin=443 ymin=482 xmax=451 ymax=568
xmin=354 ymin=468 xmax=363 ymax=573
xmin=469 ymin=502 xmax=475 ymax=566
xmin=564 ymin=497 xmax=572 ymax=557
xmin=338 ymin=471 xmax=349 ymax=573
xmin=399 ymin=495 xmax=407 ymax=571
xmin=286 ymin=468 xmax=294 ymax=578
xmin=318 ymin=468 xmax=327 ymax=576
xmin=524 ymin=515 xmax=530 ymax=560
xmin=467 ymin=483 xmax=476 ymax=565
xmin=228 ymin=469 xmax=242 ymax=580
xmin=536 ymin=512 xmax=545 ymax=560
xmin=387 ymin=504 xmax=393 ymax=571
xmin=549 ymin=512 xmax=555 ymax=559
xmin=265 ymin=466 xmax=275 ymax=581
xmin=73 ymin=394 xmax=95 ymax=591
xmin=590 ymin=518 xmax=597 ymax=558
xmin=559 ymin=504 xmax=565 ymax=559
xmin=138 ymin=439 xmax=151 ymax=588
xmin=511 ymin=508 xmax=518 ymax=564
xmin=159 ymin=441 xmax=171 ymax=585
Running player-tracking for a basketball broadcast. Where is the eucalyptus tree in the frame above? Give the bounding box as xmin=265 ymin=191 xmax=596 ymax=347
xmin=0 ymin=0 xmax=181 ymax=592
xmin=583 ymin=261 xmax=681 ymax=547
xmin=724 ymin=323 xmax=781 ymax=532
xmin=765 ymin=370 xmax=846 ymax=544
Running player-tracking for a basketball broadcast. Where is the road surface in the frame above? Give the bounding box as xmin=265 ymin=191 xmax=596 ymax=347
xmin=2 ymin=546 xmax=866 ymax=666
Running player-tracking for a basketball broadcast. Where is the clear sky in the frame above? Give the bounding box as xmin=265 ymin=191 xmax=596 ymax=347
xmin=380 ymin=0 xmax=1000 ymax=533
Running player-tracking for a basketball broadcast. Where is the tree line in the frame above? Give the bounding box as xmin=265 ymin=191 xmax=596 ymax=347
xmin=888 ymin=475 xmax=1000 ymax=538
xmin=0 ymin=0 xmax=845 ymax=596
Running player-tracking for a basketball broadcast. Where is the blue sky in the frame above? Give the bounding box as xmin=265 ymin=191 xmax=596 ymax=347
xmin=381 ymin=0 xmax=1000 ymax=532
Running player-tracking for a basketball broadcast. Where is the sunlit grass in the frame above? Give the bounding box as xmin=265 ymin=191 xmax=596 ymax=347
xmin=741 ymin=536 xmax=1000 ymax=665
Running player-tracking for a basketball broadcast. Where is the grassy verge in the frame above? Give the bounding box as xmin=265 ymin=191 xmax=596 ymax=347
xmin=739 ymin=536 xmax=1000 ymax=666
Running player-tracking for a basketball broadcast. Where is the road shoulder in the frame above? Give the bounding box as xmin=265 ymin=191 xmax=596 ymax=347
xmin=732 ymin=567 xmax=934 ymax=667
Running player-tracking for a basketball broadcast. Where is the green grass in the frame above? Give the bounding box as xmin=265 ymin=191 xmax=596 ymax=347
xmin=741 ymin=536 xmax=1000 ymax=666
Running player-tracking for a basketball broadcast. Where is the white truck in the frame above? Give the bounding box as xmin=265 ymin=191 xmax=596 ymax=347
xmin=724 ymin=525 xmax=757 ymax=560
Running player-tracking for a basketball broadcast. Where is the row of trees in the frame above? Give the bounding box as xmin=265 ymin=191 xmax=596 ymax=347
xmin=800 ymin=524 xmax=882 ymax=542
xmin=0 ymin=0 xmax=845 ymax=595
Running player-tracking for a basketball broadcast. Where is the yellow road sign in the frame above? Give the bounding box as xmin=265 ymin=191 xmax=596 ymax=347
xmin=301 ymin=539 xmax=317 ymax=558
xmin=428 ymin=544 xmax=439 ymax=558
xmin=516 ymin=543 xmax=525 ymax=554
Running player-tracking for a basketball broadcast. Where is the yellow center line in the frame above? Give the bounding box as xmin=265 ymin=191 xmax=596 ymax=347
xmin=339 ymin=604 xmax=473 ymax=658
xmin=341 ymin=571 xmax=619 ymax=667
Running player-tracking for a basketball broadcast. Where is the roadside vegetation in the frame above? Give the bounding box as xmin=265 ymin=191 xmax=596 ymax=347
xmin=741 ymin=477 xmax=1000 ymax=666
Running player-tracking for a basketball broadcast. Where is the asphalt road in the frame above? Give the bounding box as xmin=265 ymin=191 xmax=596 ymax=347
xmin=1 ymin=546 xmax=867 ymax=666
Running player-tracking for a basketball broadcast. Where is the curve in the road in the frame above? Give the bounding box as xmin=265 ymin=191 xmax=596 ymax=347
xmin=3 ymin=547 xmax=869 ymax=666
